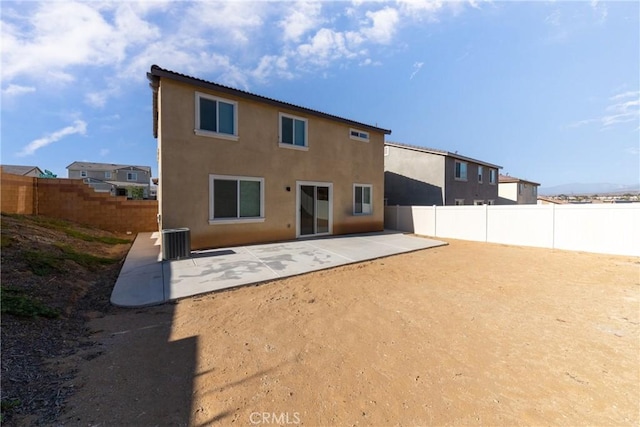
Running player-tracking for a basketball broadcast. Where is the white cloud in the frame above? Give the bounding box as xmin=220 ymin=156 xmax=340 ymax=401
xmin=410 ymin=61 xmax=424 ymax=80
xmin=590 ymin=0 xmax=608 ymax=23
xmin=602 ymin=91 xmax=640 ymax=128
xmin=2 ymin=84 xmax=36 ymax=97
xmin=568 ymin=91 xmax=640 ymax=131
xmin=18 ymin=120 xmax=87 ymax=157
xmin=297 ymin=28 xmax=358 ymax=66
xmin=362 ymin=7 xmax=400 ymax=44
xmin=279 ymin=1 xmax=324 ymax=42
xmin=1 ymin=1 xmax=159 ymax=82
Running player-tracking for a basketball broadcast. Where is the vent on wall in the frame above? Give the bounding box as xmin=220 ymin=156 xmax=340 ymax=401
xmin=161 ymin=228 xmax=191 ymax=260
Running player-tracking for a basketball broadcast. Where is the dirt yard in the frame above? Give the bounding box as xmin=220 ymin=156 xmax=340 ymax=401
xmin=60 ymin=239 xmax=639 ymax=426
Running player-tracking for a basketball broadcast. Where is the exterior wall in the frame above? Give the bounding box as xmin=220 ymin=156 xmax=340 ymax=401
xmin=384 ymin=204 xmax=640 ymax=257
xmin=443 ymin=158 xmax=498 ymax=205
xmin=0 ymin=172 xmax=157 ymax=232
xmin=69 ymin=168 xmax=150 ymax=185
xmin=384 ymin=145 xmax=445 ymax=205
xmin=499 ymin=181 xmax=538 ymax=204
xmin=1 ymin=172 xmax=36 ymax=214
xmin=158 ymin=78 xmax=384 ymax=250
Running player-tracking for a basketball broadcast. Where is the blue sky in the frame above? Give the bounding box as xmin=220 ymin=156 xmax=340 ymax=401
xmin=1 ymin=0 xmax=638 ymax=188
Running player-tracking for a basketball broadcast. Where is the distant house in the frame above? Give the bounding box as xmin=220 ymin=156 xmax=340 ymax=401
xmin=148 ymin=65 xmax=391 ymax=249
xmin=384 ymin=142 xmax=502 ymax=206
xmin=1 ymin=165 xmax=44 ymax=177
xmin=498 ymin=174 xmax=540 ymax=204
xmin=66 ymin=162 xmax=152 ymax=199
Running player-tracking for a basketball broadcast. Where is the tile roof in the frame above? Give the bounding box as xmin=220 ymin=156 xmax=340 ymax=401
xmin=499 ymin=174 xmax=540 ymax=186
xmin=66 ymin=161 xmax=152 ymax=174
xmin=147 ymin=65 xmax=392 ymax=137
xmin=1 ymin=165 xmax=43 ymax=176
xmin=384 ymin=141 xmax=502 ymax=169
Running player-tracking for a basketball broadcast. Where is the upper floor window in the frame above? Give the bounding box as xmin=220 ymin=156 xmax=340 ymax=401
xmin=195 ymin=92 xmax=238 ymax=140
xmin=127 ymin=172 xmax=138 ymax=181
xmin=279 ymin=113 xmax=307 ymax=149
xmin=350 ymin=129 xmax=369 ymax=142
xmin=478 ymin=166 xmax=483 ymax=183
xmin=455 ymin=161 xmax=467 ymax=181
xmin=454 ymin=199 xmax=465 ymax=206
xmin=489 ymin=169 xmax=497 ymax=184
xmin=354 ymin=184 xmax=372 ymax=215
xmin=105 ymin=171 xmax=112 ymax=179
xmin=80 ymin=170 xmax=87 ymax=177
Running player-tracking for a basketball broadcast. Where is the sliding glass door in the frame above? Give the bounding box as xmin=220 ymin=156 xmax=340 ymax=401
xmin=298 ymin=182 xmax=332 ymax=237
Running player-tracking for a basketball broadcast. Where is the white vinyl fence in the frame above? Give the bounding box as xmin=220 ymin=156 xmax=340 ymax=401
xmin=385 ymin=204 xmax=640 ymax=257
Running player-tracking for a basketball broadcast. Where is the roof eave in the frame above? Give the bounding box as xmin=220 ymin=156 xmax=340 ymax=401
xmin=149 ymin=65 xmax=391 ymax=135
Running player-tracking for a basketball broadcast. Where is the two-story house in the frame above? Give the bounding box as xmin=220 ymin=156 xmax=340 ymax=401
xmin=66 ymin=162 xmax=152 ymax=199
xmin=498 ymin=174 xmax=540 ymax=204
xmin=384 ymin=142 xmax=502 ymax=206
xmin=147 ymin=65 xmax=391 ymax=250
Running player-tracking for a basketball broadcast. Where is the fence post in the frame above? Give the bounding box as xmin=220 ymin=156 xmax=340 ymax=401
xmin=551 ymin=203 xmax=555 ymax=249
xmin=485 ymin=203 xmax=489 ymax=242
xmin=433 ymin=205 xmax=437 ymax=237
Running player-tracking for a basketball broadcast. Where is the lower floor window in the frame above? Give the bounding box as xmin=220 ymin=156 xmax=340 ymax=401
xmin=354 ymin=184 xmax=372 ymax=215
xmin=210 ymin=174 xmax=264 ymax=222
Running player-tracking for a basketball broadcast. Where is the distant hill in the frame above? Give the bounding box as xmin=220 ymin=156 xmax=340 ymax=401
xmin=539 ymin=183 xmax=640 ymax=196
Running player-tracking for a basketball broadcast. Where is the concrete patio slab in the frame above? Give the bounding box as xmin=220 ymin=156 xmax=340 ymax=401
xmin=111 ymin=231 xmax=447 ymax=308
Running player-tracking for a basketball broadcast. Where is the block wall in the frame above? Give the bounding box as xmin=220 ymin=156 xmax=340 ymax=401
xmin=1 ymin=172 xmax=158 ymax=233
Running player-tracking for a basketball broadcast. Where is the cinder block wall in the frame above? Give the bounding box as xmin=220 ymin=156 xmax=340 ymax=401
xmin=0 ymin=172 xmax=36 ymax=214
xmin=1 ymin=172 xmax=158 ymax=233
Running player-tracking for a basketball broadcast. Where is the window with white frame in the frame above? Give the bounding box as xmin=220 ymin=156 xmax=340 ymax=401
xmin=384 ymin=146 xmax=389 ymax=156
xmin=105 ymin=171 xmax=112 ymax=179
xmin=127 ymin=172 xmax=137 ymax=181
xmin=474 ymin=200 xmax=484 ymax=205
xmin=350 ymin=129 xmax=369 ymax=141
xmin=279 ymin=113 xmax=307 ymax=148
xmin=195 ymin=92 xmax=238 ymax=139
xmin=489 ymin=169 xmax=497 ymax=184
xmin=487 ymin=200 xmax=495 ymax=205
xmin=454 ymin=199 xmax=465 ymax=206
xmin=354 ymin=184 xmax=372 ymax=215
xmin=455 ymin=161 xmax=467 ymax=181
xmin=80 ymin=170 xmax=87 ymax=177
xmin=478 ymin=166 xmax=483 ymax=183
xmin=209 ymin=175 xmax=264 ymax=223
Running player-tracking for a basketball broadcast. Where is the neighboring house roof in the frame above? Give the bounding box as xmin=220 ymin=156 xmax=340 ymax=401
xmin=537 ymin=197 xmax=566 ymax=204
xmin=147 ymin=65 xmax=392 ymax=139
xmin=1 ymin=165 xmax=44 ymax=176
xmin=499 ymin=174 xmax=540 ymax=186
xmin=385 ymin=141 xmax=502 ymax=169
xmin=66 ymin=161 xmax=152 ymax=175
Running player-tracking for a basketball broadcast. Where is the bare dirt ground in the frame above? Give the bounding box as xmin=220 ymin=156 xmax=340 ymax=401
xmin=59 ymin=239 xmax=639 ymax=426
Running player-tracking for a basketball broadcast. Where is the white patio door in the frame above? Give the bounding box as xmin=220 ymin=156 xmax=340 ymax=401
xmin=297 ymin=181 xmax=332 ymax=237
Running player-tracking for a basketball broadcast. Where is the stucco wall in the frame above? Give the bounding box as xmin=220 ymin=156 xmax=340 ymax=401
xmin=383 ymin=145 xmax=445 ymax=205
xmin=443 ymin=158 xmax=498 ymax=205
xmin=499 ymin=181 xmax=538 ymax=204
xmin=158 ymin=79 xmax=385 ymax=249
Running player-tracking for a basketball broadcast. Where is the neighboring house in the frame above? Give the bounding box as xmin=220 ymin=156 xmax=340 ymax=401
xmin=384 ymin=142 xmax=502 ymax=206
xmin=66 ymin=162 xmax=152 ymax=199
xmin=498 ymin=174 xmax=540 ymax=204
xmin=537 ymin=196 xmax=566 ymax=205
xmin=1 ymin=165 xmax=44 ymax=177
xmin=147 ymin=65 xmax=391 ymax=250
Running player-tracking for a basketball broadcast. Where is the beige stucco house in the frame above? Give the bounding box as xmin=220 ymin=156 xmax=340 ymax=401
xmin=384 ymin=142 xmax=501 ymax=206
xmin=148 ymin=65 xmax=391 ymax=250
xmin=498 ymin=174 xmax=540 ymax=204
